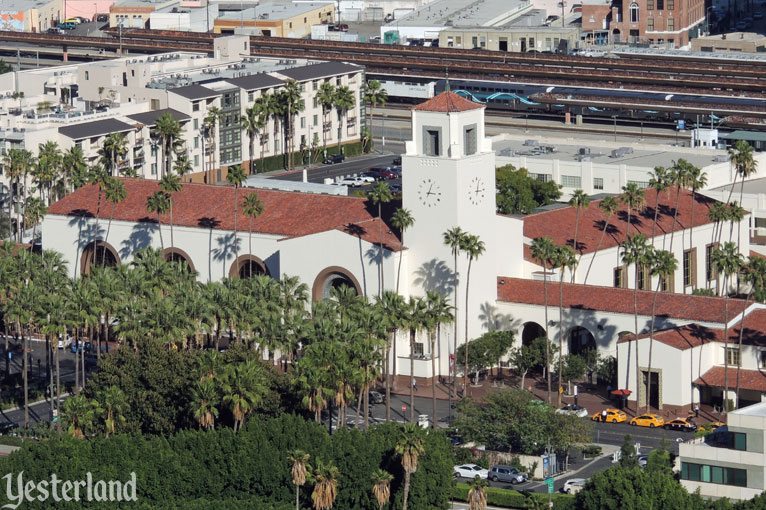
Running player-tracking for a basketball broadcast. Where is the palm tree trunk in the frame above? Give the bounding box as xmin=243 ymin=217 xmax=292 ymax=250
xmin=735 ymin=292 xmax=749 ymax=409
xmin=20 ymin=323 xmax=28 ymax=428
xmin=431 ymin=329 xmax=437 ymax=429
xmin=169 ymin=199 xmax=174 ymax=250
xmin=633 ymin=265 xmax=640 ymax=413
xmin=723 ymin=285 xmax=730 ymax=413
xmin=74 ymin=330 xmax=80 ymax=392
xmin=378 ymin=202 xmax=384 ymax=296
xmin=690 ymin=191 xmax=696 ymax=291
xmin=2 ymin=320 xmax=7 ymax=376
xmin=92 ymin=185 xmax=102 ymax=268
xmin=393 ymin=329 xmax=398 ymax=391
xmin=402 ymin=471 xmax=411 ymax=510
xmin=558 ymin=271 xmax=564 ymax=407
xmin=385 ymin=337 xmax=391 ymax=422
xmin=295 ymin=486 xmax=299 ymax=510
xmin=464 ymin=258 xmax=473 ymax=391
xmin=453 ymin=252 xmax=459 ymax=396
xmin=544 ymin=266 xmax=551 ymax=403
xmin=156 ymin=211 xmax=164 ymax=251
xmin=355 ymin=386 xmax=362 ymax=427
xmin=233 ymin=187 xmax=239 ymax=274
xmin=409 ymin=328 xmax=415 ymax=423
xmin=572 ymin=210 xmax=580 ymax=283
xmin=651 ymin=194 xmax=660 ymax=240
xmin=55 ymin=342 xmax=61 ymax=435
xmin=646 ymin=278 xmax=661 ymax=412
xmin=669 ymin=186 xmax=682 ymax=253
xmin=364 ymin=368 xmax=370 ymax=429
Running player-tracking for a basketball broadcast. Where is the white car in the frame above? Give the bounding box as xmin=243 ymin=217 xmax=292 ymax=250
xmin=338 ymin=176 xmax=365 ymax=187
xmin=556 ymin=404 xmax=589 ymax=418
xmin=358 ymin=173 xmax=376 ymax=183
xmin=453 ymin=464 xmax=489 ymax=479
xmin=562 ymin=478 xmax=586 ymax=494
xmin=57 ymin=335 xmax=72 ymax=349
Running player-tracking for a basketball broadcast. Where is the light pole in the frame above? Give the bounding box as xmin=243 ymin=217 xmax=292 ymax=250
xmin=382 ymin=112 xmax=387 ymax=149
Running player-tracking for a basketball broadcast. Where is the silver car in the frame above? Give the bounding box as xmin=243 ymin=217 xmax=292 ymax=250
xmin=489 ymin=465 xmax=528 ymax=484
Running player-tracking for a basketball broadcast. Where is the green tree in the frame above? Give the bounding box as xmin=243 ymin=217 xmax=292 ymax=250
xmin=159 ymin=173 xmax=182 ymax=251
xmin=619 ymin=433 xmax=638 ymax=468
xmin=241 ymin=192 xmax=265 ymax=277
xmin=621 ymin=233 xmax=649 ymax=410
xmin=687 ymin=166 xmax=708 ymax=290
xmin=553 ymin=244 xmax=576 ymax=405
xmin=190 ymin=378 xmax=219 ymax=430
xmin=455 ymin=331 xmax=513 ymax=386
xmin=97 ymin=385 xmax=127 ymax=437
xmin=333 ymin=86 xmax=355 ymax=151
xmin=317 ymin=82 xmax=336 ymax=148
xmin=311 ymin=459 xmax=339 ymax=510
xmin=443 ymin=226 xmax=467 ymax=393
xmin=620 ymin=182 xmax=645 ymax=235
xmin=509 ymin=343 xmax=540 ymax=391
xmin=648 ymin=166 xmax=670 ymax=239
xmin=391 ymin=208 xmax=414 ymax=293
xmin=155 ymin=112 xmax=183 ymax=177
xmin=367 ymin=181 xmax=393 ymax=295
xmin=396 ymin=423 xmax=425 ymax=510
xmin=646 ymin=248 xmax=677 ymax=411
xmin=24 ymin=196 xmax=47 ymax=243
xmin=461 ymin=234 xmax=486 ymax=391
xmin=364 ymin=80 xmax=388 ymax=134
xmin=728 ymin=140 xmax=756 ymax=205
xmin=101 ymin=132 xmax=128 ymax=176
xmin=371 ymin=469 xmax=393 ymax=510
xmin=668 ymin=159 xmax=694 ymax=254
xmin=242 ymin=102 xmax=264 ymax=174
xmin=61 ymin=394 xmax=101 ymax=438
xmin=568 ymin=189 xmax=591 ymax=282
xmin=530 ymin=236 xmax=556 ymax=402
xmin=425 ymin=290 xmax=453 ymax=428
xmin=281 ymin=80 xmax=306 ymax=170
xmin=102 ymin=177 xmax=127 ymax=265
xmin=226 ymin=164 xmax=247 ymax=275
xmin=288 ymin=449 xmax=310 ymax=510
xmin=377 ymin=291 xmax=407 ymax=420
xmin=467 ymin=476 xmax=488 ymax=510
xmin=496 ymin=165 xmax=561 ymax=215
xmin=405 ymin=296 xmax=427 ymax=422
xmin=146 ymin=190 xmax=170 ymax=251
xmin=203 ymin=106 xmax=223 ymax=184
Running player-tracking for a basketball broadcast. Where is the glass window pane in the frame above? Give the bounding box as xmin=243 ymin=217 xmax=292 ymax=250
xmin=735 ymin=469 xmax=747 ymax=487
xmin=689 ymin=464 xmax=700 ymax=481
xmin=735 ymin=433 xmax=747 ymax=451
xmin=701 ymin=465 xmax=711 ymax=482
xmin=712 ymin=466 xmax=723 ymax=484
xmin=682 ymin=463 xmax=689 ymax=479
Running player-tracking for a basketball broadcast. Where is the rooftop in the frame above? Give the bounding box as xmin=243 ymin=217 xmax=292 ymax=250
xmin=225 ymin=73 xmax=284 ymax=91
xmin=412 ymin=91 xmax=485 ymax=113
xmin=167 ymin=84 xmax=219 ymax=100
xmin=1 ymin=0 xmax=54 ymax=9
xmin=48 ymin=179 xmax=402 ymax=249
xmin=730 ymin=401 xmax=766 ymax=417
xmin=127 ymin=108 xmax=190 ymax=126
xmin=523 ymin=187 xmax=722 ymax=256
xmin=276 ymin=62 xmax=363 ymax=82
xmin=218 ymin=1 xmax=332 ymax=20
xmin=710 ymin=176 xmax=766 ymax=196
xmin=695 ymin=367 xmax=766 ymax=393
xmin=496 ymin=277 xmax=743 ymax=324
xmin=58 ymin=118 xmax=135 ymax=140
xmin=113 ymin=0 xmax=176 ymax=6
xmin=392 ymin=0 xmax=531 ymax=27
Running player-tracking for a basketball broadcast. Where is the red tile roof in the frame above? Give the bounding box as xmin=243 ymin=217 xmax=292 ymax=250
xmin=523 ymin=187 xmax=725 ymax=256
xmin=496 ymin=277 xmax=744 ymax=324
xmin=336 ymin=217 xmax=402 ymax=252
xmin=412 ymin=91 xmax=484 ymax=113
xmin=695 ymin=366 xmax=766 ymax=392
xmin=618 ymin=309 xmax=766 ymax=350
xmin=48 ymin=179 xmax=402 ymax=248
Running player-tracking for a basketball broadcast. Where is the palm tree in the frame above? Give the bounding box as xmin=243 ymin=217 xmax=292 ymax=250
xmin=146 ymin=191 xmax=170 ymax=251
xmin=203 ymin=106 xmax=222 ymax=184
xmin=620 ymin=182 xmax=645 ymax=235
xmin=190 ymin=379 xmax=219 ymax=429
xmin=378 ymin=291 xmax=406 ymax=418
xmin=226 ymin=165 xmax=247 ymax=275
xmin=317 ymin=82 xmax=336 ymax=148
xmin=155 ymin=113 xmax=183 ymax=177
xmin=468 ymin=476 xmax=488 ymax=510
xmin=174 ymin=153 xmax=193 ymax=180
xmin=61 ymin=394 xmax=100 ymax=438
xmin=668 ymin=159 xmax=693 ymax=254
xmin=583 ymin=196 xmax=619 ymax=285
xmin=159 ymin=174 xmax=182 ymax=251
xmin=98 ymin=385 xmax=126 ymax=437
xmin=36 ymin=140 xmax=62 ymax=205
xmin=241 ymin=192 xmax=265 ymax=277
xmin=364 ymin=80 xmax=388 ymax=137
xmin=405 ymin=296 xmax=427 ymax=422
xmin=371 ymin=469 xmax=393 ymax=510
xmin=687 ymin=166 xmax=708 ymax=291
xmin=282 ymin=80 xmax=305 ymax=170
xmin=265 ymin=92 xmax=287 ymax=167
xmin=621 ymin=233 xmax=649 ymax=410
xmin=101 ymin=132 xmax=128 ymax=176
xmin=728 ymin=140 xmax=756 ymax=205
xmin=221 ymin=361 xmax=264 ymax=432
xmin=568 ymin=189 xmax=590 ymax=282
xmin=11 ymin=91 xmax=23 ymax=113
xmin=24 ymin=197 xmax=47 ymax=244
xmin=102 ymin=178 xmax=126 ymax=265
xmin=443 ymin=227 xmax=466 ymax=393
xmin=425 ymin=290 xmax=453 ymax=428
xmin=311 ymin=459 xmax=339 ymax=510
xmin=530 ymin=236 xmax=556 ymax=402
xmin=461 ymin=234 xmax=485 ymax=390
xmin=3 ymin=148 xmax=33 ymax=242
xmin=645 ymin=248 xmax=676 ymax=411
xmin=368 ymin=181 xmax=393 ymax=296
xmin=333 ymin=86 xmax=355 ymax=151
xmin=396 ymin=423 xmax=424 ymax=510
xmin=242 ymin=102 xmax=262 ymax=174
xmin=253 ymin=95 xmax=270 ymax=172
xmin=711 ymin=242 xmax=744 ymax=413
xmin=737 ymin=257 xmax=766 ymax=406
xmin=391 ymin=208 xmax=414 ymax=294
xmin=648 ymin=166 xmax=669 ymax=239
xmin=88 ymin=166 xmax=110 ymax=269
xmin=288 ymin=450 xmax=310 ymax=510
xmin=553 ymin=244 xmax=576 ymax=407
xmin=63 ymin=145 xmax=89 ymax=193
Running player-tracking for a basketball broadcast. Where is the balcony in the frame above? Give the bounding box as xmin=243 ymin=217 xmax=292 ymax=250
xmin=323 ymin=122 xmax=332 ymax=132
xmin=347 ymin=117 xmax=356 ymax=127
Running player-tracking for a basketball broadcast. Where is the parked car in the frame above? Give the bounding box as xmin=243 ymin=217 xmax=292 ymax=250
xmin=57 ymin=335 xmax=72 ymax=349
xmin=630 ymin=413 xmax=665 ymax=428
xmin=368 ymin=166 xmax=396 ymax=179
xmin=453 ymin=464 xmax=489 ymax=479
xmin=361 ymin=170 xmax=385 ymax=181
xmin=638 ymin=455 xmax=648 ymax=468
xmin=47 ymin=27 xmax=64 ymax=34
xmin=337 ymin=23 xmax=349 ymax=31
xmin=323 ymin=154 xmax=345 ymax=164
xmin=358 ymin=173 xmax=376 ymax=184
xmin=0 ymin=422 xmax=18 ymax=435
xmin=95 ymin=13 xmax=109 ymax=22
xmin=388 ymin=165 xmax=402 ymax=177
xmin=489 ymin=465 xmax=528 ymax=484
xmin=75 ymin=16 xmax=90 ymax=23
xmin=70 ymin=342 xmax=84 ymax=353
xmin=337 ymin=176 xmax=365 ymax=187
xmin=664 ymin=417 xmax=697 ymax=432
xmin=755 ymin=11 xmax=764 ymax=19
xmin=387 ymin=183 xmax=402 ymax=193
xmin=369 ymin=391 xmax=385 ymax=404
xmin=591 ymin=408 xmax=627 ymax=423
xmin=58 ymin=22 xmax=76 ymax=30
xmin=556 ymin=404 xmax=589 ymax=418
xmin=562 ymin=478 xmax=586 ymax=494
xmin=63 ymin=17 xmax=81 ymax=24
xmin=392 ymin=156 xmax=402 ymax=165
xmin=736 ymin=20 xmax=748 ymax=30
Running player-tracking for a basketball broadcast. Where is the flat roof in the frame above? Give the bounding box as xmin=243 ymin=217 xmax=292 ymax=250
xmin=3 ymin=0 xmax=55 ymax=9
xmin=731 ymin=402 xmax=766 ymax=417
xmin=225 ymin=73 xmax=284 ymax=91
xmin=493 ymin=138 xmax=727 ymax=170
xmin=392 ymin=0 xmax=531 ymax=27
xmin=127 ymin=108 xmax=191 ymax=126
xmin=710 ymin=176 xmax=766 ymax=195
xmin=58 ymin=118 xmax=134 ymax=140
xmin=168 ymin=84 xmax=219 ymax=100
xmin=276 ymin=61 xmax=362 ymax=81
xmin=218 ymin=1 xmax=331 ymax=20
xmin=113 ymin=0 xmax=176 ymax=6
xmin=719 ymin=130 xmax=766 ymax=142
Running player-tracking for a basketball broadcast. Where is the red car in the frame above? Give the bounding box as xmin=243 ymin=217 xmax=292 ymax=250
xmin=369 ymin=166 xmax=396 ymax=179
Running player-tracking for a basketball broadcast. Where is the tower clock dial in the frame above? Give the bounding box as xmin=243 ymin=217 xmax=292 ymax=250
xmin=418 ymin=178 xmax=442 ymax=207
xmin=468 ymin=176 xmax=486 ymax=205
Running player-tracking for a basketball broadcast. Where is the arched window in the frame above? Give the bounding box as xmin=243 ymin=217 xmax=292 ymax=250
xmin=630 ymin=2 xmax=639 ymax=23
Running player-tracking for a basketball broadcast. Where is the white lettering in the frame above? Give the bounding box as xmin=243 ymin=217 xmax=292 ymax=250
xmin=1 ymin=472 xmax=22 ymax=510
xmin=86 ymin=472 xmax=92 ymax=501
xmin=50 ymin=474 xmax=61 ymax=502
xmin=93 ymin=480 xmax=106 ymax=502
xmin=23 ymin=481 xmax=35 ymax=503
xmin=2 ymin=473 xmax=138 ymax=506
xmin=123 ymin=473 xmax=137 ymax=502
xmin=74 ymin=480 xmax=86 ymax=501
xmin=36 ymin=480 xmax=48 ymax=502
xmin=61 ymin=481 xmax=72 ymax=501
xmin=108 ymin=480 xmax=122 ymax=501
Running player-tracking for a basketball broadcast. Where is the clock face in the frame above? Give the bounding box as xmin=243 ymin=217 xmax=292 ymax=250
xmin=418 ymin=178 xmax=442 ymax=208
xmin=468 ymin=176 xmax=486 ymax=205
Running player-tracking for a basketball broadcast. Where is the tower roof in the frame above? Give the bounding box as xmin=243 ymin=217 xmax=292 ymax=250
xmin=412 ymin=91 xmax=484 ymax=113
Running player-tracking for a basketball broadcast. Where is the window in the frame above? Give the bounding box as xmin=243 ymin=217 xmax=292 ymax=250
xmin=193 ymin=119 xmax=199 ymax=130
xmin=667 ymin=17 xmax=674 ymax=31
xmin=289 ymin=22 xmax=292 ymax=28
xmin=727 ymin=347 xmax=740 ymax=367
xmin=464 ymin=126 xmax=477 ymax=156
xmin=637 ymin=264 xmax=651 ymax=291
xmin=657 ymin=0 xmax=664 ymax=9
xmin=730 ymin=432 xmax=747 ymax=451
xmin=194 ymin=137 xmax=199 ymax=149
xmin=629 ymin=2 xmax=639 ymax=22
xmin=336 ymin=78 xmax=341 ymax=86
xmin=194 ymin=155 xmax=199 ymax=167
xmin=472 ymin=36 xmax=478 ymax=48
xmin=530 ymin=173 xmax=552 ymax=183
xmin=313 ymin=114 xmax=318 ymax=126
xmin=761 ymin=350 xmax=766 ymax=368
xmin=248 ymin=92 xmax=254 ymax=102
xmin=413 ymin=343 xmax=424 ymax=356
xmin=193 ymin=102 xmax=200 ymax=112
xmin=647 ymin=18 xmax=654 ymax=30
xmin=706 ymin=243 xmax=719 ymax=280
xmin=627 ymin=180 xmax=649 ymax=189
xmin=667 ymin=0 xmax=674 ymax=8
xmin=313 ymin=97 xmax=318 ymax=108
xmin=593 ymin=177 xmax=604 ymax=190
xmin=614 ymin=266 xmax=626 ymax=288
xmin=312 ymin=81 xmax=317 ymax=91
xmin=647 ymin=0 xmax=654 ymax=9
xmin=682 ymin=463 xmax=746 ymax=487
xmin=151 ymin=163 xmax=157 ymax=176
xmin=85 ymin=71 xmax=89 ymax=80
xmin=683 ymin=249 xmax=696 ymax=287
xmin=660 ymin=272 xmax=673 ymax=292
xmin=561 ymin=175 xmax=582 ymax=188
xmin=424 ymin=128 xmax=440 ymax=157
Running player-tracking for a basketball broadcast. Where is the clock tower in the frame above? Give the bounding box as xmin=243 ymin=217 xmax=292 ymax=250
xmin=402 ymin=91 xmax=505 ymax=374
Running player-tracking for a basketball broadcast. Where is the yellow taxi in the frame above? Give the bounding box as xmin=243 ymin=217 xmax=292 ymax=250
xmin=629 ymin=413 xmax=664 ymax=428
xmin=591 ymin=409 xmax=627 ymax=423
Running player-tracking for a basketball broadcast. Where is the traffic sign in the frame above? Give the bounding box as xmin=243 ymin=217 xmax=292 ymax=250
xmin=402 ymin=405 xmax=407 ymax=413
xmin=545 ymin=477 xmax=554 ymax=494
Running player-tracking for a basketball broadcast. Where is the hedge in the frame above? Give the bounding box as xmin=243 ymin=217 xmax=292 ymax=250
xmin=453 ymin=483 xmax=575 ymax=510
xmin=252 ymin=140 xmax=366 ymax=173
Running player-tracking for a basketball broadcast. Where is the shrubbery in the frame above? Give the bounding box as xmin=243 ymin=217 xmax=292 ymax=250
xmin=454 ymin=483 xmax=574 ymax=509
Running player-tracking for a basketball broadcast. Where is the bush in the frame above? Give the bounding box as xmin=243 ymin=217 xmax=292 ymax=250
xmin=582 ymin=445 xmax=602 ymax=456
xmin=252 ymin=141 xmax=364 ymax=173
xmin=454 ymin=483 xmax=574 ymax=509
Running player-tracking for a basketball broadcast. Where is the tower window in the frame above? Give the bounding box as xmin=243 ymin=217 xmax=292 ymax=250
xmin=423 ymin=127 xmax=441 ymax=157
xmin=629 ymin=2 xmax=639 ymax=22
xmin=464 ymin=125 xmax=477 ymax=155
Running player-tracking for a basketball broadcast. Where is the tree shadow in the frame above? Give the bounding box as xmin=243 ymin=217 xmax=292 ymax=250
xmin=479 ymin=301 xmax=520 ymax=332
xmin=119 ymin=222 xmax=156 ymax=259
xmin=616 ymin=210 xmax=645 ymax=233
xmin=342 ymin=223 xmax=368 ymax=297
xmin=198 ymin=217 xmax=221 ymax=283
xmin=212 ymin=232 xmax=241 ymax=280
xmin=413 ymin=258 xmax=454 ymax=296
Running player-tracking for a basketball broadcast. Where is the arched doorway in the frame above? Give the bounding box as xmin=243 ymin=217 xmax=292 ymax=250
xmin=229 ymin=255 xmax=270 ymax=279
xmin=163 ymin=247 xmax=195 ymax=273
xmin=612 ymin=29 xmax=621 ymax=44
xmin=312 ymin=266 xmax=361 ymax=301
xmin=568 ymin=327 xmax=596 ymax=355
xmin=522 ymin=322 xmax=546 ymax=346
xmin=80 ymin=241 xmax=120 ymax=276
